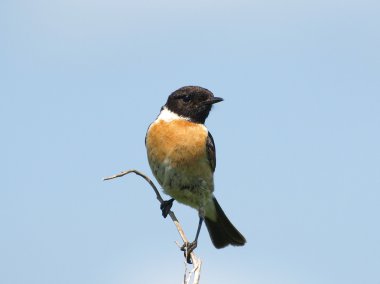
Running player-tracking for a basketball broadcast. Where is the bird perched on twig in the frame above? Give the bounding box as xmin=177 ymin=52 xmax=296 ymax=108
xmin=145 ymin=86 xmax=246 ymax=260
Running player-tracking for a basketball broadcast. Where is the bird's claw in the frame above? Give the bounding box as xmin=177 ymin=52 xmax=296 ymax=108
xmin=160 ymin=198 xmax=174 ymax=218
xmin=180 ymin=241 xmax=197 ymax=264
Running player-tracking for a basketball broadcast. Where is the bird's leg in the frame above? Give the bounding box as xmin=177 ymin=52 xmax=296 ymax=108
xmin=160 ymin=198 xmax=174 ymax=218
xmin=181 ymin=216 xmax=204 ymax=264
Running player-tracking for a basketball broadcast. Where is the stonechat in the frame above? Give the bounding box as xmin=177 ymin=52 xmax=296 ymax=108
xmin=145 ymin=86 xmax=246 ymax=256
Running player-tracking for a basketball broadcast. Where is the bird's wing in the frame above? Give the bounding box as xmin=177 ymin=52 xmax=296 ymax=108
xmin=206 ymin=131 xmax=216 ymax=173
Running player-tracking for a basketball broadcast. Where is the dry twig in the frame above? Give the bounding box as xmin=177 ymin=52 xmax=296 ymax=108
xmin=103 ymin=169 xmax=202 ymax=284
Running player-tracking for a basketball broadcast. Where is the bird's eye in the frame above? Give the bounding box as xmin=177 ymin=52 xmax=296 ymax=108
xmin=182 ymin=95 xmax=191 ymax=103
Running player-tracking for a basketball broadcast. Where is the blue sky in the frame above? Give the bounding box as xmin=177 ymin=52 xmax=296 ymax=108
xmin=1 ymin=0 xmax=379 ymax=283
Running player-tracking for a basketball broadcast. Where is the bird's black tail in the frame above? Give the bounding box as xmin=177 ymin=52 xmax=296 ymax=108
xmin=204 ymin=197 xmax=246 ymax=249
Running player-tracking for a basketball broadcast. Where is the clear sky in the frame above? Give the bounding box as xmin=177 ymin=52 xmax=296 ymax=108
xmin=1 ymin=0 xmax=379 ymax=283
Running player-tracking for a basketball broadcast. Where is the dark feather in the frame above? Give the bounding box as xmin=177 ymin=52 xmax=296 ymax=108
xmin=206 ymin=132 xmax=216 ymax=173
xmin=205 ymin=197 xmax=246 ymax=248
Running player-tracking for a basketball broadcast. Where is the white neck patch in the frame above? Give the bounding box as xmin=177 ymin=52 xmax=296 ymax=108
xmin=157 ymin=107 xmax=189 ymax=122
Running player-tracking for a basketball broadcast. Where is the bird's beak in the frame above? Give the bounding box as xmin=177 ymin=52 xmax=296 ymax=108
xmin=204 ymin=97 xmax=224 ymax=105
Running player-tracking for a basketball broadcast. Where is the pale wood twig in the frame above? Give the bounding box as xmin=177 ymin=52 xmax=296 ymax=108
xmin=103 ymin=169 xmax=202 ymax=284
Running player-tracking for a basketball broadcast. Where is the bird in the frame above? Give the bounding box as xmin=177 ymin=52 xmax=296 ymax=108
xmin=145 ymin=86 xmax=246 ymax=258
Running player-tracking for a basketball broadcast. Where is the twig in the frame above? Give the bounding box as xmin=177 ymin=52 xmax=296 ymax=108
xmin=103 ymin=169 xmax=202 ymax=284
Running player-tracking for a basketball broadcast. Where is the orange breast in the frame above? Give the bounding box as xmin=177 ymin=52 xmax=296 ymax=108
xmin=146 ymin=119 xmax=208 ymax=168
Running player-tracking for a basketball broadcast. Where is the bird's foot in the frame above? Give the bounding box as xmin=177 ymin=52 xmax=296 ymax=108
xmin=180 ymin=241 xmax=197 ymax=264
xmin=160 ymin=198 xmax=174 ymax=218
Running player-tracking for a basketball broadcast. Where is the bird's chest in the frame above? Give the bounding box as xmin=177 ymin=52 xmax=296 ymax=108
xmin=146 ymin=119 xmax=208 ymax=169
xmin=145 ymin=120 xmax=213 ymax=204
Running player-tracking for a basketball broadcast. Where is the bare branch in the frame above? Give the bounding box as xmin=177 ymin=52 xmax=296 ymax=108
xmin=103 ymin=169 xmax=202 ymax=284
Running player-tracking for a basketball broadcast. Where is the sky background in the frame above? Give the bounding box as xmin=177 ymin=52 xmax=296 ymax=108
xmin=1 ymin=0 xmax=379 ymax=283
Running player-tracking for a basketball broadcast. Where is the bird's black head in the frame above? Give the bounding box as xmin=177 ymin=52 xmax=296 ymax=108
xmin=165 ymin=86 xmax=223 ymax=124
